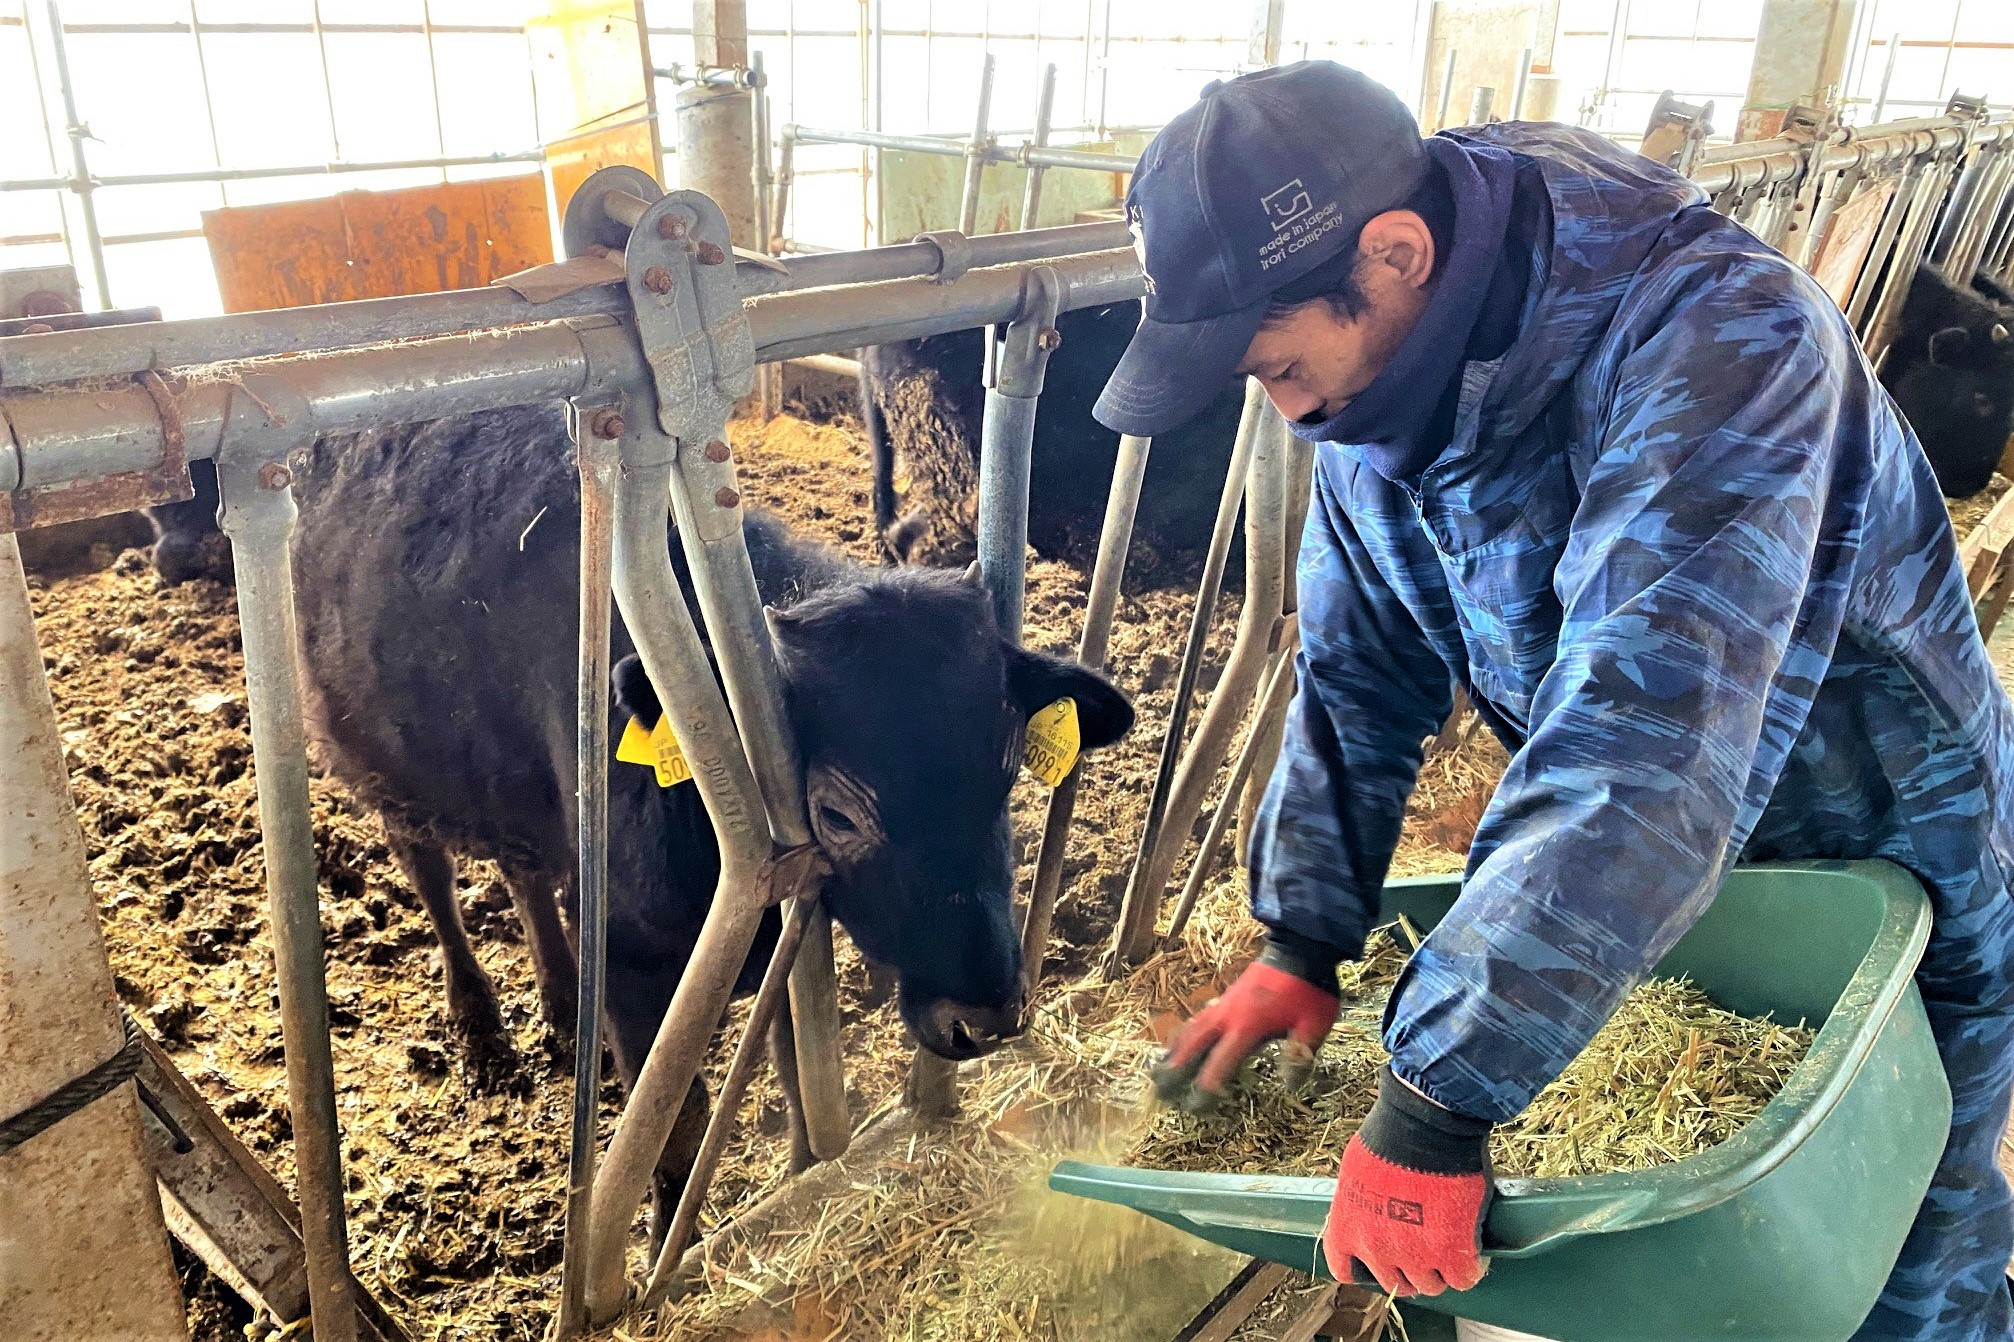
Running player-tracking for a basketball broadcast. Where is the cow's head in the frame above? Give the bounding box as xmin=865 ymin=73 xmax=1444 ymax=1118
xmin=616 ymin=566 xmax=1132 ymax=1061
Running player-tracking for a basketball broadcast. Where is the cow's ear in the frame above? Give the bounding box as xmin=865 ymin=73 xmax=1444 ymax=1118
xmin=1929 ymin=325 xmax=1972 ymax=365
xmin=612 ymin=654 xmax=661 ymax=724
xmin=1004 ymin=644 xmax=1134 ymax=750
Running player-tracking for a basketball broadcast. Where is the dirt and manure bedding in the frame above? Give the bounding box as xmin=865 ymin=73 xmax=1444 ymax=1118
xmin=34 ymin=411 xmax=1503 ymax=1341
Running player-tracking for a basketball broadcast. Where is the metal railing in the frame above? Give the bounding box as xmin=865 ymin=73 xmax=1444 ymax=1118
xmin=0 ymin=192 xmax=1151 ymax=1339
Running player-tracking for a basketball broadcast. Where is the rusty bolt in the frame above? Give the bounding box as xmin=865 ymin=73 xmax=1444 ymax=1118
xmin=1036 ymin=327 xmax=1063 ymax=351
xmin=590 ymin=408 xmax=626 ymax=440
xmin=258 ymin=462 xmax=291 ymax=491
xmin=662 ymin=215 xmax=690 ymax=240
xmin=714 ymin=486 xmax=741 ymax=508
xmin=697 ymin=241 xmax=726 ymax=266
xmin=642 ymin=265 xmax=674 ymax=294
xmin=704 ymin=440 xmax=731 ymax=462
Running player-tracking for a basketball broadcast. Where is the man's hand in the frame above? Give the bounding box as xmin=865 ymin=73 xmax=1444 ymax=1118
xmin=1151 ymin=944 xmax=1339 ymax=1111
xmin=1323 ymin=1066 xmax=1493 ymax=1296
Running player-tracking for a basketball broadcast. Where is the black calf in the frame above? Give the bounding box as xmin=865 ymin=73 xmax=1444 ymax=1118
xmin=1882 ymin=262 xmax=2014 ymax=497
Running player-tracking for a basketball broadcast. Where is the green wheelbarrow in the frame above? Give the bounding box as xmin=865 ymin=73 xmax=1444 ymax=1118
xmin=1052 ymin=862 xmax=1951 ymax=1341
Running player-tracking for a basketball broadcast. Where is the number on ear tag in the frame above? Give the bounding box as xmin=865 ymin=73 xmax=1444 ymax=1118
xmin=1023 ymin=697 xmax=1081 ymax=787
xmin=617 ymin=715 xmax=694 ymax=788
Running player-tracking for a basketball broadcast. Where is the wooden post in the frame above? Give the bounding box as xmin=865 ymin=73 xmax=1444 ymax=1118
xmin=0 ymin=533 xmax=186 ymax=1341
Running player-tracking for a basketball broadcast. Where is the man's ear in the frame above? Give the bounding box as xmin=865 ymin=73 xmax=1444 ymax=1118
xmin=1004 ymin=644 xmax=1135 ymax=749
xmin=612 ymin=654 xmax=661 ymax=724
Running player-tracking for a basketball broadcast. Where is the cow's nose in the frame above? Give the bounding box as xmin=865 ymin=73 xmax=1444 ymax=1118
xmin=915 ymin=996 xmax=1025 ymax=1060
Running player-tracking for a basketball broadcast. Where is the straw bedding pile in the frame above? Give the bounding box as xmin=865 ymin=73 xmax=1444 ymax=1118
xmin=1132 ymin=926 xmax=1817 ymax=1182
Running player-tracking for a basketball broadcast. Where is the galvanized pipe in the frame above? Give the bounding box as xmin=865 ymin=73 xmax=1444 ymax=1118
xmin=909 ymin=264 xmax=1064 ymax=1119
xmin=1930 ymin=138 xmax=1995 ymax=269
xmin=0 ymin=149 xmax=544 ymax=194
xmin=1866 ymin=157 xmax=1959 ymax=364
xmin=1846 ymin=159 xmax=1923 ymax=330
xmin=588 ymin=434 xmax=773 ymax=1327
xmin=1020 ymin=432 xmax=1150 ymax=994
xmin=1163 ymin=642 xmax=1297 ymax=947
xmin=1237 ymin=435 xmax=1313 ymax=857
xmin=1107 ymin=380 xmax=1267 ymax=973
xmin=1434 ymin=48 xmax=1457 ymax=131
xmin=213 ymin=403 xmax=356 ymax=1342
xmin=959 ymin=54 xmax=997 ymax=236
xmin=1510 ymin=47 xmax=1531 ymax=120
xmin=1468 ymin=86 xmax=1495 ymax=127
xmin=35 ymin=0 xmax=109 ymax=307
xmin=553 ymin=419 xmax=618 ymax=1341
xmin=1113 ymin=398 xmax=1287 ymax=968
xmin=1873 ymin=32 xmax=1902 ymax=123
xmin=1021 ymin=62 xmax=1059 ymax=230
xmin=637 ymin=894 xmax=815 ymax=1309
xmin=0 ymin=224 xmax=1132 ymax=387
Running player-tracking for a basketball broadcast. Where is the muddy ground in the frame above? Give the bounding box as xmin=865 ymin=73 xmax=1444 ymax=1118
xmin=37 ymin=410 xmax=1448 ymax=1340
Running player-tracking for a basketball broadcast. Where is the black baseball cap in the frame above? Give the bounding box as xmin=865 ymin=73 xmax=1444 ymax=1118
xmin=1093 ymin=62 xmax=1431 ymax=437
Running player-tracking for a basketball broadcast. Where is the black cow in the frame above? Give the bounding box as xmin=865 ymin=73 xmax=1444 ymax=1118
xmin=286 ymin=403 xmax=1132 ymax=1232
xmin=145 ymin=457 xmax=233 ymax=585
xmin=859 ymin=303 xmax=1246 ymax=568
xmin=1882 ymin=261 xmax=2014 ymax=498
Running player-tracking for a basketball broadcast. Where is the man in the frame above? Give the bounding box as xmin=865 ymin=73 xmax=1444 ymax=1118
xmin=1099 ymin=61 xmax=2014 ymax=1340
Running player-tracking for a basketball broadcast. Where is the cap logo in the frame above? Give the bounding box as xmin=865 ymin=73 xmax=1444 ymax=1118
xmin=1261 ymin=178 xmax=1315 ymax=231
xmin=1127 ymin=207 xmax=1155 ymax=295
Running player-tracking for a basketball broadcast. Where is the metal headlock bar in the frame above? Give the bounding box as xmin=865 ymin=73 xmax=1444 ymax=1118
xmin=5 ymin=97 xmax=2014 ymax=1341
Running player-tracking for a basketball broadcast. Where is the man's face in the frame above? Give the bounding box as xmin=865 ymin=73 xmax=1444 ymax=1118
xmin=1235 ymin=208 xmax=1438 ymax=426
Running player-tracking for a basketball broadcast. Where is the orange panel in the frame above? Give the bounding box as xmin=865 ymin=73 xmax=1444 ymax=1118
xmin=545 ymin=119 xmax=661 ymax=229
xmin=200 ymin=174 xmax=554 ymax=313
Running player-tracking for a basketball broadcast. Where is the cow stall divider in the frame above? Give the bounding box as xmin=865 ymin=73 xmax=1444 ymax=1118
xmin=0 ymin=178 xmax=1150 ymax=1336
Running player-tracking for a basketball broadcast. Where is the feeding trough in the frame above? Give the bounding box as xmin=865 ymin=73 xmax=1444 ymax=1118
xmin=1053 ymin=861 xmax=1950 ymax=1341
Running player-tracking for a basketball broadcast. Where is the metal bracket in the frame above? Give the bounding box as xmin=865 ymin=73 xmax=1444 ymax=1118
xmin=1948 ymin=91 xmax=1991 ymax=122
xmin=624 ymin=190 xmax=756 ymax=485
xmin=1641 ymin=92 xmax=1715 ymax=177
xmin=913 ymin=229 xmax=973 ymax=284
xmin=0 ymin=369 xmax=194 ymax=533
xmin=563 ymin=164 xmax=665 ymax=260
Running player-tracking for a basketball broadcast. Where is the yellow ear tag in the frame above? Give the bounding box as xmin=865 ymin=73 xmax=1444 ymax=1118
xmin=1023 ymin=697 xmax=1081 ymax=788
xmin=616 ymin=715 xmax=694 ymax=788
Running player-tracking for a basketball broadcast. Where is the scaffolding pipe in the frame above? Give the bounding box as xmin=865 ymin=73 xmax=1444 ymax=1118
xmin=214 ymin=405 xmax=357 ymax=1342
xmin=553 ymin=417 xmax=618 ymax=1340
xmin=1113 ymin=400 xmax=1288 ymax=967
xmin=638 ymin=894 xmax=816 ymax=1309
xmin=1021 ymin=62 xmax=1059 ymax=230
xmin=588 ymin=437 xmax=772 ymax=1328
xmin=960 ymin=53 xmax=997 ymax=236
xmin=1511 ymin=47 xmax=1531 ymax=120
xmin=1020 ymin=432 xmax=1150 ymax=993
xmin=1873 ymin=32 xmax=1902 ymax=123
xmin=0 ymin=222 xmax=1133 ymax=387
xmin=34 ymin=0 xmax=109 ymax=308
xmin=908 ymin=263 xmax=1064 ymax=1119
xmin=1106 ymin=380 xmax=1266 ymax=973
xmin=0 ymin=149 xmax=544 ymax=193
xmin=1163 ymin=642 xmax=1297 ymax=947
xmin=1435 ymin=48 xmax=1457 ymax=131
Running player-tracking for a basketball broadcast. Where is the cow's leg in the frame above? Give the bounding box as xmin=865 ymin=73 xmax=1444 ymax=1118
xmin=768 ymin=994 xmax=815 ymax=1174
xmin=387 ymin=829 xmax=517 ymax=1082
xmin=604 ymin=956 xmax=711 ymax=1256
xmin=500 ymin=863 xmax=578 ymax=1042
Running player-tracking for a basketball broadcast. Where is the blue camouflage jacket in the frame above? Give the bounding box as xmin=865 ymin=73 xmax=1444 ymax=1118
xmin=1247 ymin=122 xmax=2014 ymax=1123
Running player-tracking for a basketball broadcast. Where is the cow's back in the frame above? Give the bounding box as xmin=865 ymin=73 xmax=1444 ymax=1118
xmin=291 ymin=405 xmax=589 ymax=870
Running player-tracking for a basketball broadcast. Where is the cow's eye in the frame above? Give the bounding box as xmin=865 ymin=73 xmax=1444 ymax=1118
xmin=818 ymin=804 xmax=857 ymax=835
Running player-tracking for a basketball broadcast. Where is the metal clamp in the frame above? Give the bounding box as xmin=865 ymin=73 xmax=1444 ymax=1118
xmin=626 ymin=190 xmax=756 ymax=464
xmin=914 ymin=229 xmax=974 ymax=284
xmin=0 ymin=368 xmax=193 ymax=533
xmin=1641 ymin=92 xmax=1715 ymax=177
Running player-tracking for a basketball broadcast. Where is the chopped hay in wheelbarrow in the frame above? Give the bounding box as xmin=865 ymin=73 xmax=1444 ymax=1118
xmin=1132 ymin=924 xmax=1818 ymax=1180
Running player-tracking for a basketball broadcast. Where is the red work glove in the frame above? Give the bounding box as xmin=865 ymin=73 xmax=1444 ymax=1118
xmin=1151 ymin=938 xmax=1340 ymax=1112
xmin=1324 ymin=1066 xmax=1494 ymax=1297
